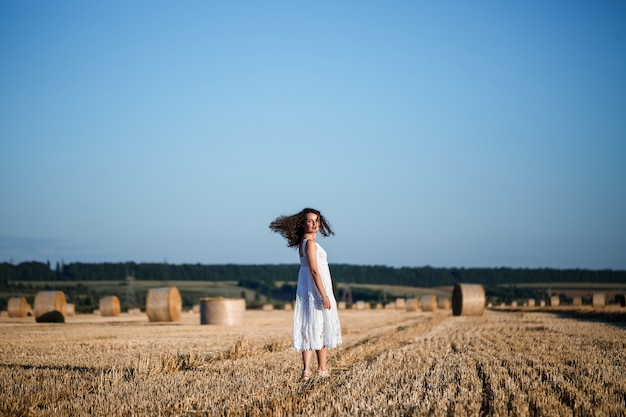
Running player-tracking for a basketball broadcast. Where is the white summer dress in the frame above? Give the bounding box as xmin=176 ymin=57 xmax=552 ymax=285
xmin=293 ymin=238 xmax=342 ymax=351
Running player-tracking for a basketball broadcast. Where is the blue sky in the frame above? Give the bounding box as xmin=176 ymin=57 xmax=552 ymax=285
xmin=1 ymin=1 xmax=625 ymax=270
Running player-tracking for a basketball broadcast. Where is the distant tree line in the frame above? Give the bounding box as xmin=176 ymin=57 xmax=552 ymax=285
xmin=2 ymin=262 xmax=625 ymax=311
xmin=2 ymin=261 xmax=625 ymax=289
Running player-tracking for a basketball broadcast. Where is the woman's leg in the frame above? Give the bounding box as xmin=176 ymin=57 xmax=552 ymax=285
xmin=302 ymin=350 xmax=313 ymax=372
xmin=316 ymin=347 xmax=328 ymax=371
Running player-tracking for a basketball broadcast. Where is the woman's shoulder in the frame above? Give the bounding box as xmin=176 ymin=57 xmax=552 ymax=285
xmin=300 ymin=238 xmax=315 ymax=255
xmin=303 ymin=239 xmax=319 ymax=253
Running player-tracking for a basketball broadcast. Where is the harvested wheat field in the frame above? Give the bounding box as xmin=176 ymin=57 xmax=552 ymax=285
xmin=1 ymin=307 xmax=625 ymax=416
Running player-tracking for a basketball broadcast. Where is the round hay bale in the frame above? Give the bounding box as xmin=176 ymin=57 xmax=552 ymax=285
xmin=34 ymin=291 xmax=66 ymax=323
xmin=7 ymin=297 xmax=32 ymax=318
xmin=354 ymin=300 xmax=366 ymax=310
xmin=511 ymin=301 xmax=518 ymax=307
xmin=200 ymin=297 xmax=245 ymax=325
xmin=375 ymin=302 xmax=383 ymax=310
xmin=420 ymin=295 xmax=438 ymax=312
xmin=572 ymin=296 xmax=582 ymax=307
xmin=539 ymin=300 xmax=546 ymax=307
xmin=337 ymin=301 xmax=347 ymax=310
xmin=128 ymin=307 xmax=142 ymax=316
xmin=65 ymin=303 xmax=75 ymax=317
xmin=406 ymin=298 xmax=419 ymax=312
xmin=395 ymin=298 xmax=406 ymax=310
xmin=592 ymin=293 xmax=606 ymax=309
xmin=527 ymin=299 xmax=536 ymax=307
xmin=438 ymin=297 xmax=450 ymax=310
xmin=146 ymin=287 xmax=182 ymax=322
xmin=99 ymin=296 xmax=121 ymax=317
xmin=262 ymin=303 xmax=274 ymax=311
xmin=550 ymin=296 xmax=560 ymax=307
xmin=452 ymin=284 xmax=485 ymax=316
xmin=284 ymin=302 xmax=293 ymax=311
xmin=385 ymin=301 xmax=396 ymax=309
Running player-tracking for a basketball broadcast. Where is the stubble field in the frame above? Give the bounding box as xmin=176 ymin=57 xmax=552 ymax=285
xmin=1 ymin=306 xmax=625 ymax=416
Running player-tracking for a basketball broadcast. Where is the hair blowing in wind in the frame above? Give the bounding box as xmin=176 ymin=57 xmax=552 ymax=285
xmin=269 ymin=208 xmax=335 ymax=248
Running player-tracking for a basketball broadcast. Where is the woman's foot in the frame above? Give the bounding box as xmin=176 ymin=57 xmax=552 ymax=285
xmin=302 ymin=370 xmax=311 ymax=380
xmin=317 ymin=369 xmax=330 ymax=378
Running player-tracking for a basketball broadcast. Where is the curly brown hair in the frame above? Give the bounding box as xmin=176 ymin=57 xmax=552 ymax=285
xmin=269 ymin=208 xmax=335 ymax=248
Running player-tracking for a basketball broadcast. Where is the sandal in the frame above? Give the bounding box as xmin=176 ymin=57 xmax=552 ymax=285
xmin=302 ymin=370 xmax=311 ymax=381
xmin=317 ymin=369 xmax=330 ymax=378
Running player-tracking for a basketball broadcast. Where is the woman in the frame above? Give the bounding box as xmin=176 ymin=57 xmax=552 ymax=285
xmin=269 ymin=208 xmax=342 ymax=380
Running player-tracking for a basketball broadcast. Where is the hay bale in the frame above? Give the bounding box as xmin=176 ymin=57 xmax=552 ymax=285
xmin=527 ymin=299 xmax=536 ymax=307
xmin=34 ymin=291 xmax=66 ymax=323
xmin=128 ymin=307 xmax=142 ymax=316
xmin=395 ymin=299 xmax=406 ymax=310
xmin=511 ymin=301 xmax=518 ymax=307
xmin=7 ymin=297 xmax=32 ymax=318
xmin=452 ymin=284 xmax=485 ymax=317
xmin=420 ymin=295 xmax=438 ymax=312
xmin=354 ymin=300 xmax=367 ymax=310
xmin=99 ymin=296 xmax=121 ymax=317
xmin=375 ymin=302 xmax=383 ymax=310
xmin=337 ymin=301 xmax=347 ymax=310
xmin=385 ymin=301 xmax=396 ymax=309
xmin=592 ymin=293 xmax=606 ymax=309
xmin=540 ymin=300 xmax=546 ymax=307
xmin=200 ymin=297 xmax=246 ymax=325
xmin=146 ymin=287 xmax=182 ymax=322
xmin=65 ymin=303 xmax=75 ymax=317
xmin=438 ymin=297 xmax=450 ymax=310
xmin=284 ymin=302 xmax=293 ymax=311
xmin=262 ymin=303 xmax=274 ymax=311
xmin=572 ymin=296 xmax=582 ymax=307
xmin=550 ymin=296 xmax=560 ymax=307
xmin=405 ymin=298 xmax=419 ymax=311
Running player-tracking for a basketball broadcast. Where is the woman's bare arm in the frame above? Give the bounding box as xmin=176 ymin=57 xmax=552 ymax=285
xmin=305 ymin=239 xmax=331 ymax=309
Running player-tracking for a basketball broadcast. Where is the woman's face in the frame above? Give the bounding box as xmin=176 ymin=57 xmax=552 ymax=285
xmin=303 ymin=212 xmax=319 ymax=234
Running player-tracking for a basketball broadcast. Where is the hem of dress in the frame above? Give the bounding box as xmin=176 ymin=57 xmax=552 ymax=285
xmin=292 ymin=342 xmax=342 ymax=352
